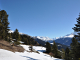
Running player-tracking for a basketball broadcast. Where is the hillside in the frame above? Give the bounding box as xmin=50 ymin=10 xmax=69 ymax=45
xmin=0 ymin=44 xmax=63 ymax=60
xmin=0 ymin=40 xmax=24 ymax=52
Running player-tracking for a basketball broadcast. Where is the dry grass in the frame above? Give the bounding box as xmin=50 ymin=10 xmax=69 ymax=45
xmin=0 ymin=40 xmax=24 ymax=52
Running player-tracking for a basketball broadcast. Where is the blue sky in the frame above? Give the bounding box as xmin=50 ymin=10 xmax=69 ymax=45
xmin=0 ymin=0 xmax=80 ymax=38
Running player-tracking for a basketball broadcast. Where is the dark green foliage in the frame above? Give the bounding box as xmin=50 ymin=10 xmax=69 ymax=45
xmin=76 ymin=43 xmax=80 ymax=59
xmin=20 ymin=34 xmax=38 ymax=45
xmin=52 ymin=41 xmax=61 ymax=58
xmin=69 ymin=13 xmax=80 ymax=60
xmin=65 ymin=47 xmax=70 ymax=60
xmin=70 ymin=37 xmax=78 ymax=60
xmin=0 ymin=10 xmax=10 ymax=40
xmin=52 ymin=41 xmax=58 ymax=53
xmin=12 ymin=29 xmax=21 ymax=45
xmin=13 ymin=29 xmax=19 ymax=40
xmin=45 ymin=42 xmax=51 ymax=53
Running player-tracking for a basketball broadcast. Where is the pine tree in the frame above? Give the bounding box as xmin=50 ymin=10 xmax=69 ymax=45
xmin=18 ymin=34 xmax=21 ymax=41
xmin=45 ymin=42 xmax=51 ymax=53
xmin=72 ymin=13 xmax=80 ymax=41
xmin=52 ymin=41 xmax=59 ymax=58
xmin=0 ymin=10 xmax=10 ymax=40
xmin=71 ymin=13 xmax=80 ymax=60
xmin=70 ymin=37 xmax=78 ymax=60
xmin=13 ymin=29 xmax=20 ymax=45
xmin=13 ymin=29 xmax=19 ymax=40
xmin=76 ymin=43 xmax=80 ymax=60
xmin=65 ymin=47 xmax=70 ymax=60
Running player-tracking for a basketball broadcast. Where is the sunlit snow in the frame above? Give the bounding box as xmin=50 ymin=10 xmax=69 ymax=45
xmin=0 ymin=45 xmax=63 ymax=60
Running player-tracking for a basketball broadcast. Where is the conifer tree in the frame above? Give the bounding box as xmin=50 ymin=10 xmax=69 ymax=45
xmin=71 ymin=13 xmax=80 ymax=60
xmin=18 ymin=34 xmax=21 ymax=41
xmin=45 ymin=42 xmax=51 ymax=53
xmin=0 ymin=10 xmax=10 ymax=40
xmin=65 ymin=47 xmax=70 ymax=60
xmin=13 ymin=29 xmax=20 ymax=45
xmin=13 ymin=29 xmax=19 ymax=40
xmin=16 ymin=34 xmax=21 ymax=45
xmin=52 ymin=41 xmax=59 ymax=58
xmin=70 ymin=37 xmax=78 ymax=60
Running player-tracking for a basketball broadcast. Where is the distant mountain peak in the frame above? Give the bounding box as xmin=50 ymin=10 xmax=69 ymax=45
xmin=63 ymin=33 xmax=74 ymax=38
xmin=34 ymin=36 xmax=53 ymax=42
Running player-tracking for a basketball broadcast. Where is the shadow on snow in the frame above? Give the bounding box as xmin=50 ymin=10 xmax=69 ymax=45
xmin=22 ymin=56 xmax=39 ymax=60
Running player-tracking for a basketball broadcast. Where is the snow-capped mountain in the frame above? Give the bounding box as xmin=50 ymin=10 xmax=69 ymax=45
xmin=54 ymin=33 xmax=75 ymax=46
xmin=33 ymin=36 xmax=53 ymax=42
xmin=63 ymin=33 xmax=74 ymax=38
xmin=33 ymin=32 xmax=77 ymax=46
xmin=53 ymin=33 xmax=74 ymax=40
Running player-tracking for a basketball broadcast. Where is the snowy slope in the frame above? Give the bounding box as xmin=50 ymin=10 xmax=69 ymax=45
xmin=0 ymin=49 xmax=25 ymax=60
xmin=0 ymin=45 xmax=63 ymax=60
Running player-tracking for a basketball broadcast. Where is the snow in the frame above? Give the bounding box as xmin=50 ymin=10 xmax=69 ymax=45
xmin=53 ymin=33 xmax=74 ymax=40
xmin=54 ymin=33 xmax=74 ymax=40
xmin=0 ymin=49 xmax=25 ymax=60
xmin=34 ymin=36 xmax=53 ymax=42
xmin=0 ymin=45 xmax=63 ymax=60
xmin=64 ymin=33 xmax=74 ymax=38
xmin=53 ymin=37 xmax=60 ymax=40
xmin=37 ymin=36 xmax=53 ymax=40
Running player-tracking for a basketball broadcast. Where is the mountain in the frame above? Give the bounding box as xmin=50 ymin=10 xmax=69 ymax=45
xmin=33 ymin=33 xmax=77 ymax=46
xmin=33 ymin=36 xmax=53 ymax=43
xmin=54 ymin=33 xmax=76 ymax=46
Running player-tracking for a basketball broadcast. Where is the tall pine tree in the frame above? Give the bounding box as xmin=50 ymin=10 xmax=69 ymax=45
xmin=71 ymin=13 xmax=80 ymax=60
xmin=0 ymin=10 xmax=10 ymax=40
xmin=52 ymin=41 xmax=59 ymax=58
xmin=65 ymin=47 xmax=70 ymax=60
xmin=45 ymin=42 xmax=51 ymax=53
xmin=13 ymin=29 xmax=21 ymax=45
xmin=70 ymin=37 xmax=78 ymax=60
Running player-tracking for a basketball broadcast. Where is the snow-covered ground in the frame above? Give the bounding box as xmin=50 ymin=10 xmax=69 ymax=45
xmin=0 ymin=45 xmax=63 ymax=60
